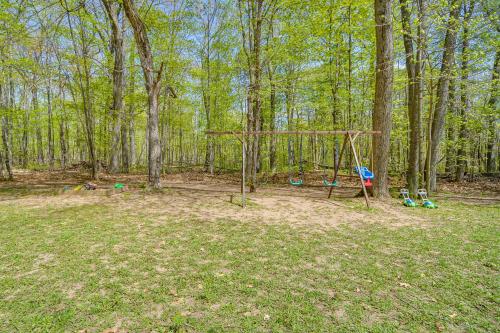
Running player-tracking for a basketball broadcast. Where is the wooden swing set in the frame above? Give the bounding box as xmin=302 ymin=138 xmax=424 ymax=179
xmin=205 ymin=130 xmax=381 ymax=208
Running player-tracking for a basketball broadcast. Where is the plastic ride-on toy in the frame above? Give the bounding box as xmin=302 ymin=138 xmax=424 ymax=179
xmin=400 ymin=188 xmax=417 ymax=207
xmin=417 ymin=189 xmax=437 ymax=209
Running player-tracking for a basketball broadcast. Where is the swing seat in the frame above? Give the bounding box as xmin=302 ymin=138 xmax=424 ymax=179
xmin=289 ymin=178 xmax=303 ymax=186
xmin=322 ymin=178 xmax=338 ymax=187
xmin=354 ymin=166 xmax=374 ymax=180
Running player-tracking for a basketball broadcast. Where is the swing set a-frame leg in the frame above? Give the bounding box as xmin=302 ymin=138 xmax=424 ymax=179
xmin=348 ymin=133 xmax=370 ymax=208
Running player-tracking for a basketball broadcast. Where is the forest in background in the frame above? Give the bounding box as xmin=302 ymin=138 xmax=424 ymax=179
xmin=0 ymin=0 xmax=498 ymax=196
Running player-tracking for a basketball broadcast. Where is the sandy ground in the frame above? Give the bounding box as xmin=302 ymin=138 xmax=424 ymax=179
xmin=0 ymin=170 xmax=469 ymax=229
xmin=0 ymin=170 xmax=498 ymax=229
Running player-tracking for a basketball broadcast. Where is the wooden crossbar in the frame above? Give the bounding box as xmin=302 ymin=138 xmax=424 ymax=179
xmin=206 ymin=130 xmax=381 ymax=136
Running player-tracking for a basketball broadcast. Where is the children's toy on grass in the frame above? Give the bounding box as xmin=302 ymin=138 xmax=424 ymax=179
xmin=114 ymin=183 xmax=126 ymax=191
xmin=84 ymin=182 xmax=97 ymax=190
xmin=417 ymin=189 xmax=437 ymax=208
xmin=400 ymin=188 xmax=417 ymax=207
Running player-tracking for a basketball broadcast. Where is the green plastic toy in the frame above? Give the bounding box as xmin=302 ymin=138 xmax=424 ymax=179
xmin=289 ymin=177 xmax=303 ymax=186
xmin=417 ymin=189 xmax=437 ymax=209
xmin=322 ymin=178 xmax=338 ymax=187
xmin=114 ymin=183 xmax=125 ymax=190
xmin=400 ymin=189 xmax=417 ymax=207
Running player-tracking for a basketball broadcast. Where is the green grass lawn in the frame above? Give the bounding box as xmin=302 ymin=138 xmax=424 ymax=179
xmin=0 ymin=192 xmax=498 ymax=332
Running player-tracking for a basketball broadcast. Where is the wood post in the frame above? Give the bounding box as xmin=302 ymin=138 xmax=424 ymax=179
xmin=328 ymin=133 xmax=348 ymax=199
xmin=348 ymin=132 xmax=370 ymax=208
xmin=206 ymin=130 xmax=381 ymax=136
xmin=241 ymin=133 xmax=246 ymax=208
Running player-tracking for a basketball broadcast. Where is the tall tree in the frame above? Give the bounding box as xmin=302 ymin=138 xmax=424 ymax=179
xmin=0 ymin=82 xmax=13 ymax=180
xmin=238 ymin=0 xmax=276 ymax=192
xmin=484 ymin=3 xmax=499 ymax=173
xmin=46 ymin=83 xmax=55 ymax=169
xmin=455 ymin=0 xmax=475 ymax=180
xmin=198 ymin=0 xmax=220 ymax=175
xmin=102 ymin=0 xmax=126 ymax=173
xmin=63 ymin=0 xmax=98 ymax=179
xmin=486 ymin=51 xmax=499 ymax=173
xmin=372 ymin=0 xmax=394 ymax=197
xmin=428 ymin=0 xmax=461 ymax=191
xmin=123 ymin=0 xmax=164 ymax=189
xmin=399 ymin=0 xmax=425 ymax=196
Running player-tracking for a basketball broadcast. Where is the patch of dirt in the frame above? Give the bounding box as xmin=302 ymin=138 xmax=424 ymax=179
xmin=34 ymin=253 xmax=55 ymax=268
xmin=66 ymin=283 xmax=84 ymax=299
xmin=1 ymin=170 xmax=496 ymax=230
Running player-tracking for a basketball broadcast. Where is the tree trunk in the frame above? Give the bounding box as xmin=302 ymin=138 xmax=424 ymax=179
xmin=128 ymin=47 xmax=136 ymax=167
xmin=32 ymin=86 xmax=44 ymax=164
xmin=58 ymin=79 xmax=68 ymax=169
xmin=21 ymin=106 xmax=29 ymax=168
xmin=102 ymin=0 xmax=126 ymax=174
xmin=249 ymin=6 xmax=263 ymax=192
xmin=0 ymin=151 xmax=4 ymax=179
xmin=123 ymin=0 xmax=163 ymax=189
xmin=1 ymin=117 xmax=12 ymax=180
xmin=64 ymin=0 xmax=98 ymax=179
xmin=268 ymin=67 xmax=277 ymax=172
xmin=445 ymin=78 xmax=457 ymax=174
xmin=47 ymin=84 xmax=55 ymax=169
xmin=121 ymin=113 xmax=129 ymax=172
xmin=201 ymin=5 xmax=215 ymax=175
xmin=399 ymin=0 xmax=423 ymax=196
xmin=203 ymin=88 xmax=214 ymax=174
xmin=0 ymin=84 xmax=13 ymax=180
xmin=59 ymin=120 xmax=67 ymax=169
xmin=455 ymin=0 xmax=475 ymax=180
xmin=373 ymin=0 xmax=394 ymax=198
xmin=486 ymin=50 xmax=499 ymax=173
xmin=238 ymin=0 xmax=274 ymax=192
xmin=347 ymin=4 xmax=353 ymax=174
xmin=327 ymin=2 xmax=341 ymax=170
xmin=429 ymin=0 xmax=461 ymax=191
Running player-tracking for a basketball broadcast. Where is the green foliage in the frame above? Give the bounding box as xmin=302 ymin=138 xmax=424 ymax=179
xmin=0 ymin=0 xmax=497 ymax=175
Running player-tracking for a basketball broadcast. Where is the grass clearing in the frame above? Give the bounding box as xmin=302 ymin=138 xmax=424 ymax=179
xmin=0 ymin=187 xmax=498 ymax=332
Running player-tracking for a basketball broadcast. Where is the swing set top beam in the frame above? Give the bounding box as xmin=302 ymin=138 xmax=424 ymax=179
xmin=205 ymin=130 xmax=381 ymax=136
